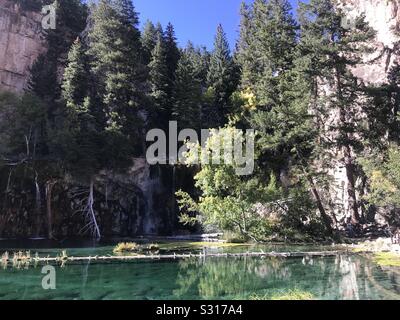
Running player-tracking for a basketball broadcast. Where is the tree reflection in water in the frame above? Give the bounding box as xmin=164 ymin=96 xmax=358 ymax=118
xmin=0 ymin=253 xmax=399 ymax=299
xmin=173 ymin=255 xmax=400 ymax=300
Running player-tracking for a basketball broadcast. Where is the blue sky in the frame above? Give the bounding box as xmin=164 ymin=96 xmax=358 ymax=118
xmin=133 ymin=0 xmax=301 ymax=50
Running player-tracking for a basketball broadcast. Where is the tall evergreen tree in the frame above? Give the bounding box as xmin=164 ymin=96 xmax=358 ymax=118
xmin=164 ymin=23 xmax=181 ymax=84
xmin=88 ymin=0 xmax=144 ymax=147
xmin=61 ymin=39 xmax=90 ymax=109
xmin=141 ymin=20 xmax=158 ymax=65
xmin=237 ymin=0 xmax=298 ymax=171
xmin=206 ymin=24 xmax=238 ymax=127
xmin=149 ymin=34 xmax=170 ymax=123
xmin=59 ymin=38 xmax=106 ymax=239
xmin=172 ymin=47 xmax=202 ymax=130
xmin=235 ymin=0 xmax=336 ymax=234
xmin=141 ymin=21 xmax=164 ymax=65
xmin=298 ymin=0 xmax=375 ymax=224
xmin=239 ymin=0 xmax=297 ymax=106
xmin=185 ymin=42 xmax=210 ymax=88
xmin=236 ymin=2 xmax=256 ymax=89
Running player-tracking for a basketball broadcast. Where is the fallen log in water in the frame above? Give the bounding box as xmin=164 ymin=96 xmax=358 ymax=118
xmin=1 ymin=250 xmax=350 ymax=267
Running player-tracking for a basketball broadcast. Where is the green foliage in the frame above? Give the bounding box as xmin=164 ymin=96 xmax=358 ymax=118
xmin=0 ymin=91 xmax=47 ymax=159
xmin=113 ymin=242 xmax=138 ymax=254
xmin=171 ymin=46 xmax=203 ymax=129
xmin=373 ymin=252 xmax=400 ymax=267
xmin=237 ymin=0 xmax=297 ymax=103
xmin=206 ymin=24 xmax=238 ymax=127
xmin=149 ymin=35 xmax=170 ymax=117
xmin=4 ymin=0 xmax=396 ymax=240
xmin=62 ymin=39 xmax=90 ymax=109
xmin=360 ymin=145 xmax=400 ymax=208
xmin=88 ymin=0 xmax=144 ymax=136
xmin=28 ymin=0 xmax=88 ymax=101
xmin=60 ymin=38 xmax=104 ymax=180
xmin=250 ymin=289 xmax=315 ymax=300
xmin=141 ymin=20 xmax=164 ymax=65
xmin=164 ymin=23 xmax=181 ymax=90
xmin=177 ymin=128 xmax=283 ymax=241
xmin=28 ymin=54 xmax=59 ymax=101
xmin=363 ymin=63 xmax=400 ymax=149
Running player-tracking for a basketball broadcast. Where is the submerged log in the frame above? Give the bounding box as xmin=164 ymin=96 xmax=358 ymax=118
xmin=1 ymin=250 xmax=350 ymax=267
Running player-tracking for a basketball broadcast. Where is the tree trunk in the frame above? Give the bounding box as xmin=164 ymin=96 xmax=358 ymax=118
xmin=296 ymin=149 xmax=333 ymax=235
xmin=34 ymin=172 xmax=42 ymax=237
xmin=307 ymin=176 xmax=333 ymax=235
xmin=342 ymin=121 xmax=360 ymax=224
xmin=88 ymin=179 xmax=101 ymax=239
xmin=335 ymin=66 xmax=360 ymax=225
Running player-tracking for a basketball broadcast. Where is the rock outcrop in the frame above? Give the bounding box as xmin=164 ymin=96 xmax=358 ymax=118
xmin=338 ymin=0 xmax=400 ymax=84
xmin=0 ymin=0 xmax=46 ymax=92
xmin=329 ymin=0 xmax=400 ymax=224
xmin=0 ymin=158 xmax=177 ymax=238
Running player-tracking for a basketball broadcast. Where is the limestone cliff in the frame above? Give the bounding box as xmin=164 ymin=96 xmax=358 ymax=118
xmin=0 ymin=0 xmax=46 ymax=92
xmin=338 ymin=0 xmax=400 ymax=84
xmin=329 ymin=0 xmax=400 ymax=224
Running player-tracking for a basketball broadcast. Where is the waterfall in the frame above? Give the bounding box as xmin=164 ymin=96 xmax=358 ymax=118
xmin=142 ymin=171 xmax=161 ymax=235
xmin=34 ymin=174 xmax=41 ymax=212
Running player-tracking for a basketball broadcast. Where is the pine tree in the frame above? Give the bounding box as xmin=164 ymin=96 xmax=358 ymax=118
xmin=164 ymin=23 xmax=181 ymax=85
xmin=172 ymin=47 xmax=202 ymax=130
xmin=237 ymin=0 xmax=298 ymax=165
xmin=243 ymin=0 xmax=297 ymax=106
xmin=59 ymin=35 xmax=110 ymax=240
xmin=88 ymin=0 xmax=145 ymax=143
xmin=141 ymin=20 xmax=158 ymax=65
xmin=61 ymin=37 xmax=103 ymax=178
xmin=298 ymin=0 xmax=376 ymax=224
xmin=236 ymin=2 xmax=256 ymax=89
xmin=112 ymin=0 xmax=141 ymax=29
xmin=206 ymin=24 xmax=238 ymax=126
xmin=149 ymin=34 xmax=170 ymax=123
xmin=185 ymin=42 xmax=210 ymax=88
xmin=235 ymin=0 xmax=336 ymax=234
xmin=61 ymin=39 xmax=89 ymax=109
xmin=141 ymin=20 xmax=164 ymax=64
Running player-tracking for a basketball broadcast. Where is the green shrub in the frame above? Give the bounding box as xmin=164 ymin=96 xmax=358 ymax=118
xmin=113 ymin=242 xmax=138 ymax=254
xmin=250 ymin=289 xmax=314 ymax=300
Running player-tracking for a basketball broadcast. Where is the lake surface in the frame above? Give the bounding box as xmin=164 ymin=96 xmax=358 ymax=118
xmin=0 ymin=240 xmax=399 ymax=300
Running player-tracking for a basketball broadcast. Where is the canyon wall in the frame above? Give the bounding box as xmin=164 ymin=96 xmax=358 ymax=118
xmin=330 ymin=0 xmax=400 ymax=223
xmin=0 ymin=0 xmax=46 ymax=92
xmin=339 ymin=0 xmax=400 ymax=84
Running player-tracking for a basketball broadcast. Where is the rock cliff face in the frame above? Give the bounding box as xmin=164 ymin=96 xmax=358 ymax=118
xmin=0 ymin=0 xmax=46 ymax=92
xmin=329 ymin=0 xmax=400 ymax=223
xmin=0 ymin=158 xmax=177 ymax=238
xmin=338 ymin=0 xmax=400 ymax=84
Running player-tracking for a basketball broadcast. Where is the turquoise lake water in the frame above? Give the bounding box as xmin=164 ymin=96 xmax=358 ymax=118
xmin=0 ymin=240 xmax=399 ymax=300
